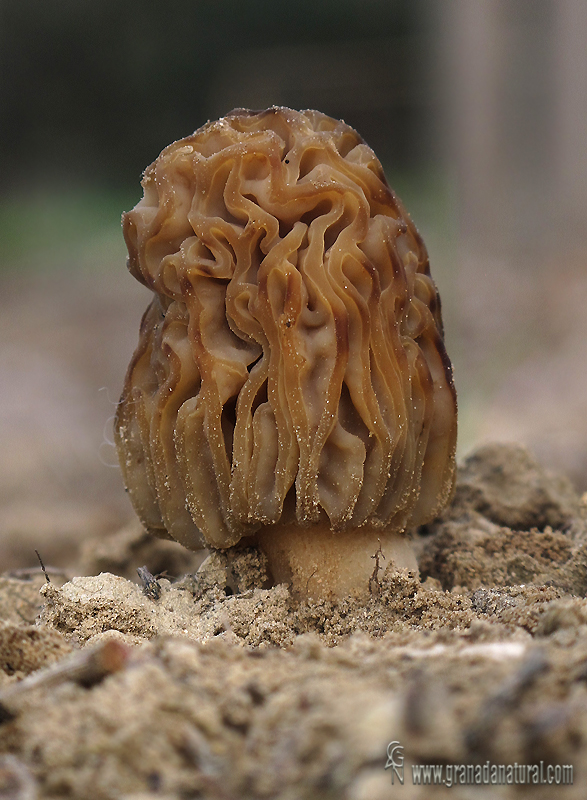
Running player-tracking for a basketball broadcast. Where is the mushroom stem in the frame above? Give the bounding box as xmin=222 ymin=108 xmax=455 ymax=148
xmin=256 ymin=521 xmax=418 ymax=600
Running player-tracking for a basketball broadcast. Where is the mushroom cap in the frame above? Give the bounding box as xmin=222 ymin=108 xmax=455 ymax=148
xmin=115 ymin=107 xmax=457 ymax=550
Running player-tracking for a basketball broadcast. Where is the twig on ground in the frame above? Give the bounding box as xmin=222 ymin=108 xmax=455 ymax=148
xmin=369 ymin=540 xmax=385 ymax=596
xmin=0 ymin=639 xmax=131 ymax=721
xmin=34 ymin=550 xmax=50 ymax=584
xmin=305 ymin=569 xmax=318 ymax=596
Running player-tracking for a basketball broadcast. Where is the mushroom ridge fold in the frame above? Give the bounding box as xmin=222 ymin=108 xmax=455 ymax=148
xmin=115 ymin=107 xmax=458 ymax=552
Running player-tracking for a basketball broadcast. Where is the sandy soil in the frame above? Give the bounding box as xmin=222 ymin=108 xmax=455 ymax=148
xmin=0 ymin=443 xmax=585 ymax=798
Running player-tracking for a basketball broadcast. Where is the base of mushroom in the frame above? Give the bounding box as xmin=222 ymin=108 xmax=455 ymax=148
xmin=255 ymin=521 xmax=418 ymax=600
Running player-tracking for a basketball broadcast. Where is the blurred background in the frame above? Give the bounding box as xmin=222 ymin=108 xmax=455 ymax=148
xmin=1 ymin=0 xmax=586 ymax=572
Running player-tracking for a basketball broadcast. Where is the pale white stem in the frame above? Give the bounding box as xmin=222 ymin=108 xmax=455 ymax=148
xmin=256 ymin=520 xmax=418 ymax=600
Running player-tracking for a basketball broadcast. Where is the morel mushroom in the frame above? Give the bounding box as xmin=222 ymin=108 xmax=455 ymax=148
xmin=115 ymin=107 xmax=457 ymax=598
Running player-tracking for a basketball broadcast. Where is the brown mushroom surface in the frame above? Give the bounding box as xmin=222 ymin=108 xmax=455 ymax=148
xmin=115 ymin=107 xmax=457 ymax=598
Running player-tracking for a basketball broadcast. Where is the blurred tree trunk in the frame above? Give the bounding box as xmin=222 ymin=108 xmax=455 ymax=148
xmin=440 ymin=0 xmax=587 ymax=262
xmin=555 ymin=0 xmax=587 ymax=245
xmin=444 ymin=0 xmax=503 ymax=253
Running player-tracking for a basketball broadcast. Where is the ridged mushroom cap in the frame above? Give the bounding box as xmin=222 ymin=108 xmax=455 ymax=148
xmin=115 ymin=107 xmax=457 ymax=550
